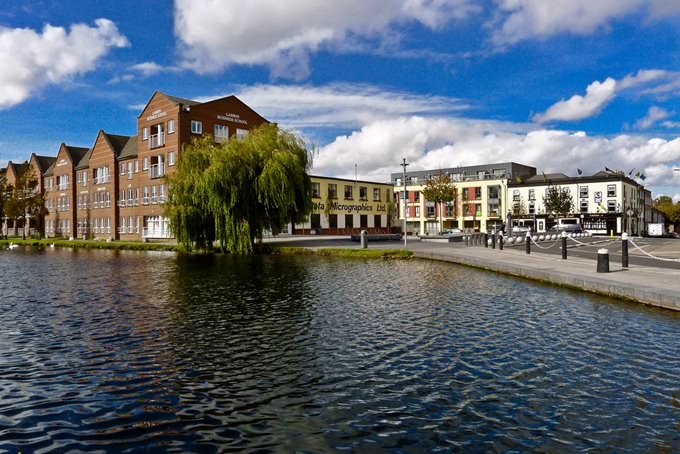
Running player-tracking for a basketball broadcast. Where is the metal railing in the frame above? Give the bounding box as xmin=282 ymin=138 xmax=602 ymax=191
xmin=149 ymin=164 xmax=165 ymax=179
xmin=149 ymin=132 xmax=165 ymax=149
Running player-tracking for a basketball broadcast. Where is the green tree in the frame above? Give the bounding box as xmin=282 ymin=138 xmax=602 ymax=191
xmin=4 ymin=167 xmax=44 ymax=238
xmin=0 ymin=173 xmax=6 ymax=226
xmin=166 ymin=124 xmax=313 ymax=254
xmin=422 ymin=172 xmax=456 ymax=234
xmin=655 ymin=196 xmax=680 ymax=224
xmin=543 ymin=185 xmax=574 ymax=216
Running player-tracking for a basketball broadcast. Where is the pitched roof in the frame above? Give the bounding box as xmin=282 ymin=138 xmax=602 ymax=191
xmin=43 ymin=161 xmax=55 ymax=176
xmin=117 ymin=136 xmax=138 ymax=160
xmin=31 ymin=154 xmax=56 ymax=174
xmin=64 ymin=145 xmax=89 ymax=165
xmin=163 ymin=92 xmax=200 ymax=107
xmin=103 ymin=132 xmax=133 ymax=155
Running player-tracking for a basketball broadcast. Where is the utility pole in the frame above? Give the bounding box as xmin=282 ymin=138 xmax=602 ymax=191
xmin=401 ymin=158 xmax=409 ymax=247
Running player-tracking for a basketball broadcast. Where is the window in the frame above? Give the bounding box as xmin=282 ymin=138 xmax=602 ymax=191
xmin=414 ymin=206 xmax=420 ymax=217
xmin=119 ymin=163 xmax=125 ymax=175
xmin=142 ymin=127 xmax=149 ymax=140
xmin=607 ymin=184 xmax=616 ymax=198
xmin=168 ymin=151 xmax=175 ymax=166
xmin=528 ymin=201 xmax=535 ymax=214
xmin=344 ymin=185 xmax=353 ymax=200
xmin=372 ymin=188 xmax=381 ymax=201
xmin=513 ymin=189 xmax=520 ymax=201
xmin=143 ymin=157 xmax=149 ymax=170
xmin=345 ymin=214 xmax=354 ymax=228
xmin=329 ymin=214 xmax=338 ymax=229
xmin=191 ymin=120 xmax=202 ymax=134
xmin=236 ymin=128 xmax=248 ymax=139
xmin=608 ymin=200 xmax=617 ymax=212
xmin=214 ymin=124 xmax=228 ymax=142
xmin=412 ymin=191 xmax=419 ymax=202
xmin=386 ymin=189 xmax=391 ymax=201
xmin=488 ymin=186 xmax=499 ymax=199
xmin=374 ymin=215 xmax=382 ymax=228
xmin=427 ymin=205 xmax=435 ymax=217
xmin=105 ymin=192 xmax=111 ymax=208
xmin=311 ymin=214 xmax=321 ymax=229
xmin=328 ymin=184 xmax=337 ymax=199
xmin=528 ymin=189 xmax=535 ymax=201
xmin=312 ymin=182 xmax=320 ymax=198
xmin=474 ymin=187 xmax=482 ymax=200
xmin=359 ymin=186 xmax=368 ymax=200
xmin=135 ymin=160 xmax=139 ymax=173
xmin=580 ymin=185 xmax=588 ymax=198
xmin=127 ymin=162 xmax=133 ymax=179
xmin=360 ymin=215 xmax=368 ymax=228
xmin=168 ymin=119 xmax=175 ymax=134
xmin=475 ymin=204 xmax=482 ymax=217
xmin=580 ymin=200 xmax=588 ymax=213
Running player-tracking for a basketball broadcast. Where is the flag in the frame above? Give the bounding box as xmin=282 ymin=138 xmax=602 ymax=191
xmin=635 ymin=171 xmax=641 ymax=178
xmin=604 ymin=167 xmax=613 ymax=173
xmin=577 ymin=168 xmax=583 ymax=175
xmin=640 ymin=173 xmax=647 ymax=181
xmin=628 ymin=168 xmax=635 ymax=176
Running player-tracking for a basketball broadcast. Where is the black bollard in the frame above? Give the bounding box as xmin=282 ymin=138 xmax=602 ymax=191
xmin=484 ymin=233 xmax=488 ymax=248
xmin=621 ymin=232 xmax=629 ymax=268
xmin=499 ymin=234 xmax=504 ymax=250
xmin=597 ymin=248 xmax=610 ymax=273
xmin=464 ymin=235 xmax=469 ymax=246
xmin=492 ymin=232 xmax=496 ymax=249
xmin=561 ymin=231 xmax=567 ymax=260
xmin=525 ymin=232 xmax=531 ymax=254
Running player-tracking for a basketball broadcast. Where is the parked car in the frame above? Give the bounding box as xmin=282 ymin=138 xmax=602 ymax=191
xmin=549 ymin=224 xmax=583 ymax=234
xmin=512 ymin=225 xmax=532 ymax=235
xmin=441 ymin=228 xmax=462 ymax=235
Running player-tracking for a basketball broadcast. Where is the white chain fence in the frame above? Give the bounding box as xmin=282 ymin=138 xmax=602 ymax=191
xmin=628 ymin=237 xmax=680 ymax=263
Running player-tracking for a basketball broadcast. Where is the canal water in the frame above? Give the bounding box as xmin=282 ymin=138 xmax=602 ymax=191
xmin=1 ymin=248 xmax=679 ymax=452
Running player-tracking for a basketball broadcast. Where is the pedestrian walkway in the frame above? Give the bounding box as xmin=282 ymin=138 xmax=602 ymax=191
xmin=410 ymin=243 xmax=680 ymax=310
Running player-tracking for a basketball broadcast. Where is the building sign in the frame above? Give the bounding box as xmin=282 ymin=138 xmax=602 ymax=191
xmin=56 ymin=159 xmax=68 ymax=167
xmin=217 ymin=113 xmax=247 ymax=125
xmin=146 ymin=109 xmax=167 ymax=121
xmin=312 ymin=201 xmax=386 ymax=213
xmin=594 ymin=191 xmax=602 ymax=203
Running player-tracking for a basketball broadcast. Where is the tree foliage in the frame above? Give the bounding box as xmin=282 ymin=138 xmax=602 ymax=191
xmin=422 ymin=172 xmax=456 ymax=233
xmin=655 ymin=196 xmax=680 ymax=223
xmin=3 ymin=167 xmax=45 ymax=235
xmin=543 ymin=185 xmax=574 ymax=216
xmin=166 ymin=124 xmax=313 ymax=254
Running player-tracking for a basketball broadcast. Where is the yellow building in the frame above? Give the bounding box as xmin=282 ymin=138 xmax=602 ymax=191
xmin=293 ymin=176 xmax=397 ymax=234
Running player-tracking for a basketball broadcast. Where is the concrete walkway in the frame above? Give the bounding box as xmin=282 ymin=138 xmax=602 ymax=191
xmin=411 ymin=244 xmax=680 ymax=310
xmin=266 ymin=236 xmax=680 ymax=310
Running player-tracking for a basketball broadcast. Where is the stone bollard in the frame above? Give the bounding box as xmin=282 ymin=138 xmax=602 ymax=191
xmin=499 ymin=234 xmax=504 ymax=250
xmin=621 ymin=232 xmax=629 ymax=268
xmin=360 ymin=230 xmax=368 ymax=249
xmin=525 ymin=231 xmax=531 ymax=254
xmin=597 ymin=248 xmax=610 ymax=273
xmin=484 ymin=233 xmax=489 ymax=248
xmin=561 ymin=231 xmax=568 ymax=260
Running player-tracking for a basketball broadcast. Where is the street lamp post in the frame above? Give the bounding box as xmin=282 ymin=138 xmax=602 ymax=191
xmin=400 ymin=158 xmax=409 ymax=247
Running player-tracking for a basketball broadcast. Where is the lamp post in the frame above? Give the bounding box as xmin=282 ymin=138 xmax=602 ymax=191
xmin=400 ymin=158 xmax=409 ymax=247
xmin=626 ymin=208 xmax=634 ymax=235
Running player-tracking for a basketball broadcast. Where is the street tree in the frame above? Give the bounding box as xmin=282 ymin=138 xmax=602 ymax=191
xmin=166 ymin=124 xmax=313 ymax=254
xmin=422 ymin=172 xmax=456 ymax=234
xmin=543 ymin=185 xmax=574 ymax=216
xmin=3 ymin=167 xmax=44 ymax=238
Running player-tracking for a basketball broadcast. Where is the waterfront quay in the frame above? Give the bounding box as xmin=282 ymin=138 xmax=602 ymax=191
xmin=266 ymin=235 xmax=680 ymax=310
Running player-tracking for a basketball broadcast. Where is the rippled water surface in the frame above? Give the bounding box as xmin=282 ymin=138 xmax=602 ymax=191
xmin=1 ymin=248 xmax=680 ymax=452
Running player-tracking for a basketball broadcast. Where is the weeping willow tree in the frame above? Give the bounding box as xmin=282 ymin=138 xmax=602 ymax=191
xmin=166 ymin=124 xmax=313 ymax=254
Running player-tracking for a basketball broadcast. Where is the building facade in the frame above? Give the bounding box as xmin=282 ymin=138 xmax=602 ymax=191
xmin=507 ymin=171 xmax=645 ymax=235
xmin=391 ymin=163 xmax=536 ymax=234
xmin=292 ymin=176 xmax=397 ymax=235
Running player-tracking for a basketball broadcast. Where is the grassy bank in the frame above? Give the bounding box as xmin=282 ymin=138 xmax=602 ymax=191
xmin=0 ymin=238 xmax=177 ymax=252
xmin=272 ymin=246 xmax=413 ymax=259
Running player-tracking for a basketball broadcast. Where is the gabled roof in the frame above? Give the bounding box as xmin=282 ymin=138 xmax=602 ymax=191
xmin=117 ymin=136 xmax=138 ymax=160
xmin=43 ymin=161 xmax=55 ymax=176
xmin=197 ymin=94 xmax=269 ymax=124
xmin=30 ymin=153 xmax=56 ymax=174
xmin=63 ymin=145 xmax=89 ymax=165
xmin=136 ymin=90 xmax=201 ymax=118
xmin=104 ymin=132 xmax=133 ymax=155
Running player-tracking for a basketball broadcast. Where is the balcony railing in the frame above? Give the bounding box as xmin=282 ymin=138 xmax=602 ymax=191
xmin=151 ymin=195 xmax=158 ymax=204
xmin=142 ymin=197 xmax=149 ymax=205
xmin=118 ymin=200 xmax=126 ymax=207
xmin=149 ymin=132 xmax=165 ymax=149
xmin=95 ymin=176 xmax=110 ymax=185
xmin=149 ymin=164 xmax=165 ymax=179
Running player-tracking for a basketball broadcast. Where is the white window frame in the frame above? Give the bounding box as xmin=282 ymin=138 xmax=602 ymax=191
xmin=214 ymin=124 xmax=228 ymax=142
xmin=168 ymin=119 xmax=175 ymax=134
xmin=168 ymin=150 xmax=175 ymax=166
xmin=191 ymin=120 xmax=203 ymax=134
xmin=143 ymin=127 xmax=149 ymax=140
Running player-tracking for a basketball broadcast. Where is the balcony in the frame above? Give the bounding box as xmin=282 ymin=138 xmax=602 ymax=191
xmin=149 ymin=132 xmax=165 ymax=149
xmin=149 ymin=164 xmax=165 ymax=179
xmin=95 ymin=176 xmax=110 ymax=185
xmin=142 ymin=197 xmax=149 ymax=205
xmin=151 ymin=195 xmax=158 ymax=204
xmin=118 ymin=200 xmax=126 ymax=207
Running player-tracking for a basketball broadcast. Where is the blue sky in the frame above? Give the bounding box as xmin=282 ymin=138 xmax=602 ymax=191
xmin=1 ymin=0 xmax=680 ymax=199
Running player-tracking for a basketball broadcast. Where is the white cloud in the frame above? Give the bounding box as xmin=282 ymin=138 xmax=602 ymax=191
xmin=207 ymin=83 xmax=468 ymax=129
xmin=534 ymin=70 xmax=680 ymax=123
xmin=312 ymin=115 xmax=680 ymax=194
xmin=673 ymin=194 xmax=680 ymax=203
xmin=128 ymin=61 xmax=167 ymax=77
xmin=634 ymin=106 xmax=672 ymax=129
xmin=492 ymin=0 xmax=680 ymax=45
xmin=174 ymin=0 xmax=478 ymax=78
xmin=0 ymin=19 xmax=128 ymax=108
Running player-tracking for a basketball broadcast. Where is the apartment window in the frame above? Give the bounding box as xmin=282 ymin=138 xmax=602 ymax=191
xmin=236 ymin=128 xmax=248 ymax=139
xmin=136 ymin=216 xmax=140 ymax=234
xmin=374 ymin=215 xmax=382 ymax=228
xmin=414 ymin=206 xmax=420 ymax=217
xmin=214 ymin=124 xmax=228 ymax=142
xmin=168 ymin=119 xmax=175 ymax=134
xmin=159 ymin=184 xmax=166 ymax=203
xmin=528 ymin=201 xmax=535 ymax=214
xmin=513 ymin=189 xmax=520 ymax=201
xmin=412 ymin=191 xmax=419 ymax=202
xmin=580 ymin=185 xmax=588 ymax=198
xmin=82 ymin=171 xmax=88 ymax=185
xmin=608 ymin=200 xmax=617 ymax=212
xmin=77 ymin=172 xmax=82 ymax=184
xmin=474 ymin=187 xmax=482 ymax=200
xmin=580 ymin=200 xmax=588 ymax=213
xmin=359 ymin=186 xmax=368 ymax=201
xmin=143 ymin=157 xmax=149 ymax=170
xmin=312 ymin=182 xmax=320 ymax=198
xmin=386 ymin=189 xmax=391 ymax=201
xmin=488 ymin=186 xmax=499 ymax=199
xmin=345 ymin=214 xmax=354 ymax=228
xmin=105 ymin=192 xmax=111 ymax=208
xmin=168 ymin=151 xmax=175 ymax=166
xmin=475 ymin=204 xmax=482 ymax=217
xmin=427 ymin=205 xmax=435 ymax=217
xmin=142 ymin=127 xmax=149 ymax=140
xmin=373 ymin=188 xmax=381 ymax=201
xmin=528 ymin=189 xmax=535 ymax=201
xmin=143 ymin=186 xmax=149 ymax=205
xmin=310 ymin=214 xmax=321 ymax=229
xmin=329 ymin=214 xmax=338 ymax=229
xmin=135 ymin=160 xmax=139 ymax=173
xmin=446 ymin=202 xmax=455 ymax=217
xmin=191 ymin=120 xmax=202 ymax=134
xmin=328 ymin=184 xmax=337 ymax=199
xmin=607 ymin=184 xmax=616 ymax=198
xmin=360 ymin=215 xmax=368 ymax=228
xmin=119 ymin=163 xmax=125 ymax=175
xmin=344 ymin=185 xmax=353 ymax=200
xmin=127 ymin=162 xmax=133 ymax=179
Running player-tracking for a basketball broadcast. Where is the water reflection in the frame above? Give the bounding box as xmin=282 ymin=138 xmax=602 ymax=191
xmin=0 ymin=249 xmax=679 ymax=452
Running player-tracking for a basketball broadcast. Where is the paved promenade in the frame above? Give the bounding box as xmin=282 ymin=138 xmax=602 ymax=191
xmin=267 ymin=236 xmax=680 ymax=310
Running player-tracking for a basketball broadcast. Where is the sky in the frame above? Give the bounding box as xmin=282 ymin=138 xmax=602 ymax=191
xmin=1 ymin=0 xmax=680 ymax=200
